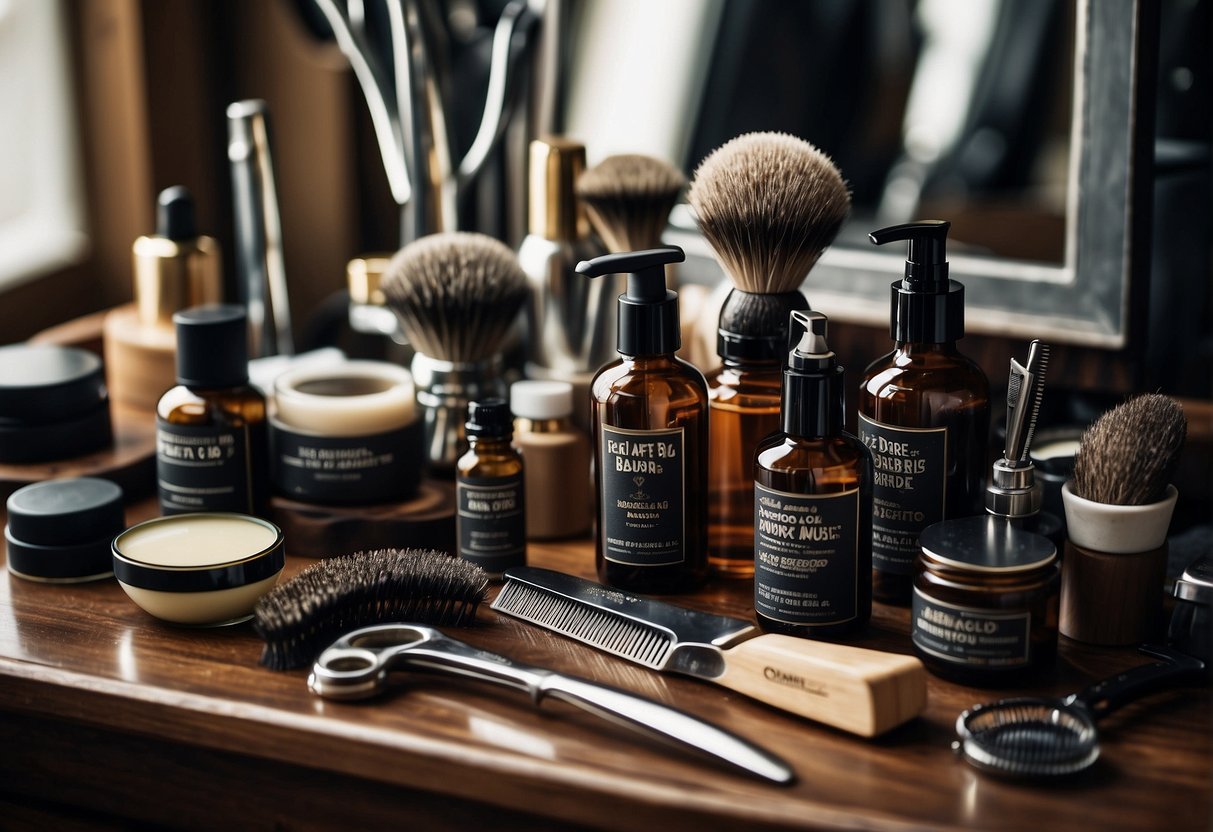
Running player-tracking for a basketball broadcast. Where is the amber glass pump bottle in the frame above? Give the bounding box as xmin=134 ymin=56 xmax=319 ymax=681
xmin=754 ymin=311 xmax=871 ymax=637
xmin=577 ymin=246 xmax=709 ymax=593
xmin=859 ymin=221 xmax=989 ymax=605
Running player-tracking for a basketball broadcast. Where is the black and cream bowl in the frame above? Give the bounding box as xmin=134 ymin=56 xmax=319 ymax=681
xmin=111 ymin=513 xmax=285 ymax=626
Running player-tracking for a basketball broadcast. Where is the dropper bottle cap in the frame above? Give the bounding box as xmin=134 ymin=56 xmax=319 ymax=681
xmin=781 ymin=310 xmax=844 ymax=438
xmin=869 ymin=219 xmax=964 ymax=343
xmin=575 ymin=246 xmax=685 ymax=356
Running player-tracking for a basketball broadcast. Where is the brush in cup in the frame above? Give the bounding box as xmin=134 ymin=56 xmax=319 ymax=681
xmin=382 ymin=232 xmax=528 ymax=474
xmin=1060 ymin=394 xmax=1187 ymax=644
xmin=687 ymin=131 xmax=851 ymax=577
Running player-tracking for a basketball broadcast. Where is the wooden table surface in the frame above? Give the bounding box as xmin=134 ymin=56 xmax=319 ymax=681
xmin=1 ymin=495 xmax=1209 ymax=831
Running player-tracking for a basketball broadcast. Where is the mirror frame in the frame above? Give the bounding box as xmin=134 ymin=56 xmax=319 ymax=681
xmin=663 ymin=0 xmax=1156 ymax=349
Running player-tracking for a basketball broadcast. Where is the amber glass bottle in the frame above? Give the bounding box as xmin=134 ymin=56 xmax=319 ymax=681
xmin=579 ymin=247 xmax=709 ymax=593
xmin=156 ymin=305 xmax=269 ymax=517
xmin=707 ymin=290 xmax=808 ymax=578
xmin=859 ymin=222 xmax=990 ymax=605
xmin=456 ymin=399 xmax=526 ymax=576
xmin=754 ymin=311 xmax=871 ymax=637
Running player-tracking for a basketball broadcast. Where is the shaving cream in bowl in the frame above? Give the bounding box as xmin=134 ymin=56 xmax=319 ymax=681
xmin=112 ymin=513 xmax=285 ymax=626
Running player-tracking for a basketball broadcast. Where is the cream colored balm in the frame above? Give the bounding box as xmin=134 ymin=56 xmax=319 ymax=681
xmin=112 ymin=513 xmax=285 ymax=626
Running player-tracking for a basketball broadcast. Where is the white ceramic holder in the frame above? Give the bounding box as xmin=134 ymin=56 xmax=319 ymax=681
xmin=1061 ymin=482 xmax=1177 ymax=554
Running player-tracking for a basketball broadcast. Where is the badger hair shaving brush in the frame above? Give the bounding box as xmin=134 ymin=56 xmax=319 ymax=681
xmin=382 ymin=232 xmax=528 ymax=474
xmin=577 ymin=153 xmax=686 ymax=254
xmin=1061 ymin=394 xmax=1188 ymax=644
xmin=688 ymin=131 xmax=851 ymax=577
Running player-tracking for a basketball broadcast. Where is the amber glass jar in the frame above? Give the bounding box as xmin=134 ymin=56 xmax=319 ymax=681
xmin=912 ymin=515 xmax=1058 ymax=686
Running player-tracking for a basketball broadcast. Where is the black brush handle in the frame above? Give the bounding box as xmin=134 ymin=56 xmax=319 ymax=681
xmin=1073 ymin=645 xmax=1206 ymax=720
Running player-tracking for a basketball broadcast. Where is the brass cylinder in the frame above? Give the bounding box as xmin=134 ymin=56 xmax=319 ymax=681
xmin=132 ymin=235 xmax=222 ymax=327
xmin=528 ymin=137 xmax=589 ymax=241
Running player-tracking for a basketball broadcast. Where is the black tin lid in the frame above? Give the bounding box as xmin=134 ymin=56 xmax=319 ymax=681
xmin=0 ymin=344 xmax=107 ymax=423
xmin=174 ymin=304 xmax=249 ymax=388
xmin=5 ymin=477 xmax=125 ymax=581
xmin=919 ymin=515 xmax=1056 ymax=575
xmin=0 ymin=401 xmax=112 ymax=464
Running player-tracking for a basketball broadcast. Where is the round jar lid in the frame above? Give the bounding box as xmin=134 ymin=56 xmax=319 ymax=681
xmin=0 ymin=344 xmax=107 ymax=423
xmin=6 ymin=477 xmax=125 ymax=582
xmin=7 ymin=477 xmax=125 ymax=546
xmin=510 ymin=380 xmax=573 ymax=420
xmin=919 ymin=515 xmax=1056 ymax=574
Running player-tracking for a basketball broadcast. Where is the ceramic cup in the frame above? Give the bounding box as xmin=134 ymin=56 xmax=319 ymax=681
xmin=1061 ymin=482 xmax=1177 ymax=554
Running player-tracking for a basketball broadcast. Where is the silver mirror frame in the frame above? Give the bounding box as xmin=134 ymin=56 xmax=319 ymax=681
xmin=667 ymin=0 xmax=1153 ymax=349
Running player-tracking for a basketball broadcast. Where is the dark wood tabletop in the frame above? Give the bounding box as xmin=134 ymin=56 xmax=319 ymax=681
xmin=1 ymin=492 xmax=1209 ymax=831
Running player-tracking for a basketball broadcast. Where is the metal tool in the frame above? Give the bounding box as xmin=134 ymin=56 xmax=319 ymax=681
xmin=308 ymin=624 xmax=795 ymax=784
xmin=492 ymin=567 xmax=927 ymax=736
xmin=987 ymin=339 xmax=1049 ymax=518
xmin=954 ymin=645 xmax=1206 ymax=778
xmin=227 ymin=100 xmax=294 ymax=358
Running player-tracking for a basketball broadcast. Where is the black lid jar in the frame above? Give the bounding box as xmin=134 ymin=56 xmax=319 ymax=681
xmin=912 ymin=515 xmax=1060 ymax=686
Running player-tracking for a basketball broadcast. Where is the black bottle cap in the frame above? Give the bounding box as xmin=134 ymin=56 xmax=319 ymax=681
xmin=174 ymin=304 xmax=249 ymax=388
xmin=6 ymin=477 xmax=125 ymax=581
xmin=157 ymin=186 xmax=197 ymax=241
xmin=869 ymin=220 xmax=964 ymax=343
xmin=465 ymin=398 xmax=513 ymax=437
xmin=716 ymin=290 xmax=810 ymax=363
xmin=576 ymin=246 xmax=685 ymax=356
xmin=781 ymin=310 xmax=844 ymax=438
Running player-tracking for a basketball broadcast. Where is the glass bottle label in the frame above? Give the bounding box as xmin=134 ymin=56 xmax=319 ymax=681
xmin=754 ymin=484 xmax=860 ymax=625
xmin=156 ymin=420 xmax=253 ymax=514
xmin=457 ymin=473 xmax=526 ymax=572
xmin=858 ymin=414 xmax=947 ymax=575
xmin=600 ymin=425 xmax=685 ymax=567
xmin=911 ymin=588 xmax=1031 ymax=667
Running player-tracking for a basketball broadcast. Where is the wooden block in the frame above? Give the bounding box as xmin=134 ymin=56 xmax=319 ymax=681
xmin=1060 ymin=540 xmax=1168 ymax=645
xmin=269 ymin=479 xmax=456 ymax=558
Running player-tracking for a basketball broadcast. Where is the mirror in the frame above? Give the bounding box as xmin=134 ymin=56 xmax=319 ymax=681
xmin=561 ymin=0 xmax=1152 ymax=348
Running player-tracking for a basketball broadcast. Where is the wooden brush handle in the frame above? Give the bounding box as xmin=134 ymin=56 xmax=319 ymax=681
xmin=715 ymin=634 xmax=927 ymax=737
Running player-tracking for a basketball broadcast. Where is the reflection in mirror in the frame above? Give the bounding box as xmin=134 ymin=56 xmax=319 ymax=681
xmin=562 ymin=0 xmax=1149 ymax=348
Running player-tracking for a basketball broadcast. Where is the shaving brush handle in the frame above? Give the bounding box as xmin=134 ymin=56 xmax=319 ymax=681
xmin=412 ymin=352 xmax=506 ymax=475
xmin=715 ymin=634 xmax=927 ymax=737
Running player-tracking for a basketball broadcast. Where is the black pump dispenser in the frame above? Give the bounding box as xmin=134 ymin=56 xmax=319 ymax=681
xmin=782 ymin=310 xmax=844 ymax=438
xmin=869 ymin=220 xmax=964 ymax=343
xmin=576 ymin=246 xmax=685 ymax=356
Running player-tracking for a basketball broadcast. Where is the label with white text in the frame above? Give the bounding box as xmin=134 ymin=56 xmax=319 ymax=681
xmin=600 ymin=425 xmax=685 ymax=566
xmin=858 ymin=414 xmax=946 ymax=575
xmin=457 ymin=473 xmax=526 ymax=573
xmin=157 ymin=420 xmax=253 ymax=514
xmin=754 ymin=484 xmax=860 ymax=625
xmin=911 ymin=588 xmax=1031 ymax=667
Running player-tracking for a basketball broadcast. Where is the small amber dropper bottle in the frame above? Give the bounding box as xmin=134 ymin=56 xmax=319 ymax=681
xmin=858 ymin=221 xmax=990 ymax=605
xmin=456 ymin=399 xmax=527 ymax=577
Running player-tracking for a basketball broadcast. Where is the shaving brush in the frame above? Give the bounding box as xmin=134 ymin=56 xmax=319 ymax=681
xmin=577 ymin=154 xmax=686 ymax=253
xmin=688 ymin=131 xmax=851 ymax=577
xmin=383 ymin=232 xmax=528 ymax=473
xmin=1061 ymin=393 xmax=1188 ymax=644
xmin=690 ymin=131 xmax=851 ymax=356
xmin=1071 ymin=393 xmax=1186 ymax=506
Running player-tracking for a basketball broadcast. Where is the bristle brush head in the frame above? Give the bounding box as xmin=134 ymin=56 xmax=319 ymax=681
xmin=576 ymin=154 xmax=687 ymax=252
xmin=1071 ymin=394 xmax=1187 ymax=506
xmin=253 ymin=548 xmax=489 ymax=670
xmin=381 ymin=232 xmax=528 ymax=364
xmin=689 ymin=132 xmax=851 ymax=294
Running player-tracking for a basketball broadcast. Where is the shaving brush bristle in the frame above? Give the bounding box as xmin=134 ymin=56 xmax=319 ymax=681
xmin=577 ymin=154 xmax=687 ymax=252
xmin=1071 ymin=393 xmax=1187 ymax=505
xmin=689 ymin=132 xmax=850 ymax=295
xmin=382 ymin=232 xmax=528 ymax=364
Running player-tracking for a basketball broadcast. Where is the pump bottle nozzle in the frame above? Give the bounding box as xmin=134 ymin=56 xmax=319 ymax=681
xmin=869 ymin=219 xmax=950 ymax=292
xmin=576 ymin=246 xmax=685 ymax=356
